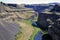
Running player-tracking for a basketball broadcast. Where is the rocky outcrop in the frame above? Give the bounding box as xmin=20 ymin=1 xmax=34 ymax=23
xmin=48 ymin=18 xmax=60 ymax=40
xmin=37 ymin=4 xmax=60 ymax=30
xmin=50 ymin=4 xmax=60 ymax=12
xmin=37 ymin=4 xmax=60 ymax=40
xmin=0 ymin=2 xmax=37 ymax=21
xmin=0 ymin=20 xmax=19 ymax=40
xmin=37 ymin=12 xmax=60 ymax=30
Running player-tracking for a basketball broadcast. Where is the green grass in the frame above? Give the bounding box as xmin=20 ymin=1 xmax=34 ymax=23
xmin=15 ymin=27 xmax=22 ymax=40
xmin=15 ymin=16 xmax=47 ymax=40
xmin=29 ymin=16 xmax=40 ymax=40
xmin=33 ymin=16 xmax=38 ymax=21
xmin=29 ymin=16 xmax=48 ymax=40
xmin=29 ymin=27 xmax=40 ymax=40
xmin=22 ymin=19 xmax=41 ymax=40
xmin=15 ymin=21 xmax=22 ymax=40
xmin=15 ymin=20 xmax=32 ymax=40
xmin=16 ymin=31 xmax=22 ymax=39
xmin=22 ymin=20 xmax=32 ymax=25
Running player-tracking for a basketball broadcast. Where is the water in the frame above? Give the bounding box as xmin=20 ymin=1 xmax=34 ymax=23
xmin=34 ymin=32 xmax=42 ymax=40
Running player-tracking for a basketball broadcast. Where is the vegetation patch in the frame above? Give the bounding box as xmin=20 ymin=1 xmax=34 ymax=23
xmin=15 ymin=16 xmax=41 ymax=40
xmin=15 ymin=21 xmax=22 ymax=40
xmin=29 ymin=27 xmax=40 ymax=40
xmin=15 ymin=20 xmax=34 ymax=40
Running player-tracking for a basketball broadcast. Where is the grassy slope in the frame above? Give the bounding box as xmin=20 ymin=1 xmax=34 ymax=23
xmin=23 ymin=20 xmax=41 ymax=40
xmin=16 ymin=16 xmax=41 ymax=40
xmin=29 ymin=16 xmax=40 ymax=40
xmin=16 ymin=20 xmax=34 ymax=40
xmin=29 ymin=27 xmax=40 ymax=40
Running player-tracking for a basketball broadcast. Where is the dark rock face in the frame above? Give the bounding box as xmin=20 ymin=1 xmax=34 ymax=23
xmin=37 ymin=4 xmax=60 ymax=40
xmin=50 ymin=4 xmax=60 ymax=12
xmin=37 ymin=13 xmax=60 ymax=30
xmin=48 ymin=4 xmax=60 ymax=40
xmin=37 ymin=4 xmax=60 ymax=30
xmin=48 ymin=20 xmax=60 ymax=40
xmin=42 ymin=34 xmax=53 ymax=40
xmin=7 ymin=4 xmax=17 ymax=7
xmin=25 ymin=4 xmax=49 ymax=12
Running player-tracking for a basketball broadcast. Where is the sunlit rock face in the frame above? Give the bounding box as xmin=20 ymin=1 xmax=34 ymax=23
xmin=0 ymin=20 xmax=19 ymax=40
xmin=0 ymin=2 xmax=36 ymax=21
xmin=0 ymin=2 xmax=5 ymax=12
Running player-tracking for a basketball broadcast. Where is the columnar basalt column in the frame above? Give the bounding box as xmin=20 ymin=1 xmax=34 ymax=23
xmin=48 ymin=18 xmax=60 ymax=40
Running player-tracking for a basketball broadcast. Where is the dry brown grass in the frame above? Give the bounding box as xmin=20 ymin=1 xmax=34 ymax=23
xmin=14 ymin=12 xmax=34 ymax=19
xmin=16 ymin=21 xmax=34 ymax=40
